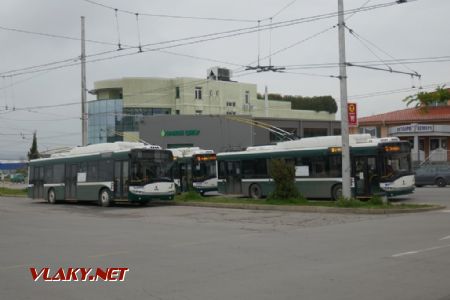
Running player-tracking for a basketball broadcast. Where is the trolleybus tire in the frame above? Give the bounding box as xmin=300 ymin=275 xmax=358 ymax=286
xmin=436 ymin=177 xmax=447 ymax=187
xmin=98 ymin=188 xmax=112 ymax=207
xmin=48 ymin=188 xmax=56 ymax=204
xmin=331 ymin=184 xmax=343 ymax=201
xmin=249 ymin=183 xmax=262 ymax=199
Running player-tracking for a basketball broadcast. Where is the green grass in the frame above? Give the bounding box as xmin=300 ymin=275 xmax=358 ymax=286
xmin=0 ymin=187 xmax=28 ymax=197
xmin=175 ymin=192 xmax=432 ymax=210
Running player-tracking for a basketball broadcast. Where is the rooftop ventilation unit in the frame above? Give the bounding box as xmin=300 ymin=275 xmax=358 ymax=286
xmin=207 ymin=67 xmax=232 ymax=81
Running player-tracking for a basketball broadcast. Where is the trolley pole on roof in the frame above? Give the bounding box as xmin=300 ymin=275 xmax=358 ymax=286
xmin=338 ymin=0 xmax=351 ymax=199
xmin=81 ymin=16 xmax=88 ymax=146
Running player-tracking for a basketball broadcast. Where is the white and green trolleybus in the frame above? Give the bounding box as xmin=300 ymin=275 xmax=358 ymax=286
xmin=217 ymin=134 xmax=415 ymax=200
xmin=169 ymin=147 xmax=217 ymax=195
xmin=28 ymin=142 xmax=176 ymax=206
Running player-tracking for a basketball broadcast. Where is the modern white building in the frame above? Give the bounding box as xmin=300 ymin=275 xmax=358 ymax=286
xmin=88 ymin=67 xmax=336 ymax=144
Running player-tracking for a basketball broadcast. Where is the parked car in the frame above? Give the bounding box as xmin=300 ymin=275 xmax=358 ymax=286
xmin=10 ymin=173 xmax=25 ymax=183
xmin=415 ymin=164 xmax=450 ymax=187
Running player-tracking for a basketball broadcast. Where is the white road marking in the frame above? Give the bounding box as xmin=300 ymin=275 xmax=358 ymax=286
xmin=392 ymin=244 xmax=450 ymax=258
xmin=439 ymin=235 xmax=450 ymax=241
xmin=440 ymin=210 xmax=450 ymax=213
xmin=392 ymin=251 xmax=418 ymax=257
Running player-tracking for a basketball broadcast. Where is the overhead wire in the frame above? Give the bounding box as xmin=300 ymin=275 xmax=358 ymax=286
xmin=80 ymin=0 xmax=257 ymax=23
xmin=1 ymin=0 xmax=411 ymax=78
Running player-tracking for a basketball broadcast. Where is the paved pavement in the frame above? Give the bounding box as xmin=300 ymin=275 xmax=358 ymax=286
xmin=0 ymin=188 xmax=449 ymax=300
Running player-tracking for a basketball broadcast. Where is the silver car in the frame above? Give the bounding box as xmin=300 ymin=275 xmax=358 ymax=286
xmin=415 ymin=164 xmax=450 ymax=187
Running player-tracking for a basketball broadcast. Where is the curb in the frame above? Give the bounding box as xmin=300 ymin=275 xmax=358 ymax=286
xmin=175 ymin=201 xmax=446 ymax=215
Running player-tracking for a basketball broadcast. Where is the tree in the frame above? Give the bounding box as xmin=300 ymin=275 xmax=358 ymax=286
xmin=403 ymin=86 xmax=450 ymax=110
xmin=257 ymin=93 xmax=338 ymax=113
xmin=268 ymin=159 xmax=300 ymax=199
xmin=28 ymin=131 xmax=40 ymax=160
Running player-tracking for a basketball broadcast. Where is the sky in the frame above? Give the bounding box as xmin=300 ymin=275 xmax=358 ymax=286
xmin=0 ymin=0 xmax=449 ymax=159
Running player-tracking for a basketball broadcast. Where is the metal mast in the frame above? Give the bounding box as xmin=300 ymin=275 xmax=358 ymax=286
xmin=338 ymin=0 xmax=351 ymax=199
xmin=81 ymin=16 xmax=88 ymax=146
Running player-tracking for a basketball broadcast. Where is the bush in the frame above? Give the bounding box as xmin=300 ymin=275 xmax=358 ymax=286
xmin=268 ymin=159 xmax=302 ymax=200
xmin=368 ymin=195 xmax=388 ymax=206
xmin=177 ymin=191 xmax=203 ymax=201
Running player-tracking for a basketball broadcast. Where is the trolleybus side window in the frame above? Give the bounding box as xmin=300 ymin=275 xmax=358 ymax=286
xmin=29 ymin=166 xmax=34 ymax=182
xmin=218 ymin=161 xmax=226 ymax=179
xmin=54 ymin=164 xmax=65 ymax=183
xmin=39 ymin=166 xmax=44 ymax=180
xmin=98 ymin=159 xmax=113 ymax=181
xmin=299 ymin=157 xmax=327 ymax=178
xmin=329 ymin=156 xmax=342 ymax=177
xmin=87 ymin=161 xmax=98 ymax=182
xmin=44 ymin=166 xmax=53 ymax=183
xmin=242 ymin=159 xmax=268 ymax=178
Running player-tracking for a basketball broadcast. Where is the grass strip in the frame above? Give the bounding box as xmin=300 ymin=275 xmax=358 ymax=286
xmin=0 ymin=187 xmax=28 ymax=197
xmin=175 ymin=192 xmax=432 ymax=210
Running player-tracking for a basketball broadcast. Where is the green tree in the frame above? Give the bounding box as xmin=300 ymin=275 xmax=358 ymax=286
xmin=403 ymin=86 xmax=450 ymax=110
xmin=27 ymin=131 xmax=40 ymax=160
xmin=257 ymin=93 xmax=338 ymax=113
xmin=268 ymin=159 xmax=300 ymax=199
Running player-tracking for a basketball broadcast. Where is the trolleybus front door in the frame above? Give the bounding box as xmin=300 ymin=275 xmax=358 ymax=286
xmin=33 ymin=166 xmax=44 ymax=199
xmin=114 ymin=161 xmax=129 ymax=199
xmin=65 ymin=164 xmax=77 ymax=199
xmin=353 ymin=156 xmax=379 ymax=197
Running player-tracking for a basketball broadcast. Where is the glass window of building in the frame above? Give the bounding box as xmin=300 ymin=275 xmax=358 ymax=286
xmin=303 ymin=128 xmax=328 ymax=138
xmin=175 ymin=86 xmax=180 ymax=99
xmin=195 ymin=87 xmax=202 ymax=100
xmin=359 ymin=126 xmax=379 ymax=137
xmin=430 ymin=138 xmax=448 ymax=151
xmin=88 ymin=99 xmax=123 ymax=145
xmin=245 ymin=91 xmax=250 ymax=104
xmin=195 ymin=110 xmax=202 ymax=115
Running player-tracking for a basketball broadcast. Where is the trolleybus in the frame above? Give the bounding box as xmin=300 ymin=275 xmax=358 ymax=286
xmin=217 ymin=134 xmax=414 ymax=200
xmin=28 ymin=142 xmax=176 ymax=206
xmin=169 ymin=147 xmax=217 ymax=195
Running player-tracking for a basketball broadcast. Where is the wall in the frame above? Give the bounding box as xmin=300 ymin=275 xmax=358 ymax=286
xmin=139 ymin=115 xmax=341 ymax=152
xmin=139 ymin=115 xmax=254 ymax=152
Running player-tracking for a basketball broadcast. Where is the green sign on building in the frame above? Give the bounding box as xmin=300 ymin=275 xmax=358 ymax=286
xmin=161 ymin=129 xmax=200 ymax=137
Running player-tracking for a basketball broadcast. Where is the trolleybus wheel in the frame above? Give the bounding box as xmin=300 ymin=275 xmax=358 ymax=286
xmin=249 ymin=184 xmax=262 ymax=199
xmin=48 ymin=188 xmax=56 ymax=204
xmin=331 ymin=184 xmax=343 ymax=201
xmin=98 ymin=188 xmax=112 ymax=207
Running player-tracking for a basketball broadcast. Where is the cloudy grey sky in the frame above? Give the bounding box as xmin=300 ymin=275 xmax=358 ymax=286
xmin=0 ymin=0 xmax=449 ymax=159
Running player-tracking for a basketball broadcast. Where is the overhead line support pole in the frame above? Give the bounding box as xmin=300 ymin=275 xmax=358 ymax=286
xmin=338 ymin=0 xmax=351 ymax=199
xmin=81 ymin=16 xmax=88 ymax=146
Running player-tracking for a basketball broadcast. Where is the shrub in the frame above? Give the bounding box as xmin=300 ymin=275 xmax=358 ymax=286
xmin=368 ymin=195 xmax=388 ymax=206
xmin=268 ymin=159 xmax=301 ymax=200
xmin=177 ymin=191 xmax=203 ymax=201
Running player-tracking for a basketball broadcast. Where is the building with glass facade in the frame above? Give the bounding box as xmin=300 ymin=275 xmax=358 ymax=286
xmin=88 ymin=68 xmax=337 ymax=145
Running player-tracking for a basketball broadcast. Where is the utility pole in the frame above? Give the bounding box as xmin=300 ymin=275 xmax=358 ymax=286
xmin=264 ymin=85 xmax=269 ymax=118
xmin=81 ymin=16 xmax=88 ymax=146
xmin=338 ymin=0 xmax=351 ymax=199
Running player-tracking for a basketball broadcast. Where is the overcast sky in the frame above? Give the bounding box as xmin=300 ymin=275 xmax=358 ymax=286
xmin=0 ymin=0 xmax=449 ymax=159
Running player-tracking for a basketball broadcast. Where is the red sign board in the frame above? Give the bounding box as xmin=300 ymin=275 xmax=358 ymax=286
xmin=348 ymin=103 xmax=357 ymax=127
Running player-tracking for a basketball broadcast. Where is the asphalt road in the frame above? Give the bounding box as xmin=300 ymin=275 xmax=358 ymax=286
xmin=0 ymin=188 xmax=449 ymax=300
